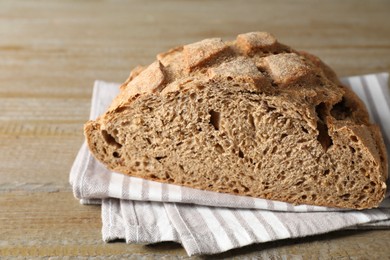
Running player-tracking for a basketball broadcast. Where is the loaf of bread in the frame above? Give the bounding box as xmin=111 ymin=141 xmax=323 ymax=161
xmin=85 ymin=32 xmax=388 ymax=209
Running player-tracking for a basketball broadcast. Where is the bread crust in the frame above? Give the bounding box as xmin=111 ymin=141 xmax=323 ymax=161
xmin=85 ymin=32 xmax=387 ymax=209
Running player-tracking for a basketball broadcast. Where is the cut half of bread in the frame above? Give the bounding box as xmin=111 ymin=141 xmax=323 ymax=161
xmin=85 ymin=32 xmax=388 ymax=209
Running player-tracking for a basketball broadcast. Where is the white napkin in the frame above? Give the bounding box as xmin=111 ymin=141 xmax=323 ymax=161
xmin=70 ymin=73 xmax=390 ymax=256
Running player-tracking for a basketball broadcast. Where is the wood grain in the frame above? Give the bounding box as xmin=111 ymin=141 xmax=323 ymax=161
xmin=1 ymin=0 xmax=390 ymax=258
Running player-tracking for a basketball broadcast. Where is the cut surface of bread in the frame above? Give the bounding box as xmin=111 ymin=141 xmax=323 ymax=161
xmin=85 ymin=32 xmax=388 ymax=209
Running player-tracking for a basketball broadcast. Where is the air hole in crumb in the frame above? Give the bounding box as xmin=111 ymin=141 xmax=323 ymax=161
xmin=350 ymin=146 xmax=356 ymax=154
xmin=249 ymin=114 xmax=255 ymax=130
xmin=358 ymin=195 xmax=367 ymax=201
xmin=301 ymin=126 xmax=309 ymax=134
xmin=155 ymin=156 xmax=167 ymax=162
xmin=114 ymin=106 xmax=128 ymax=113
xmin=113 ymin=152 xmax=120 ymax=158
xmin=238 ymin=149 xmax=244 ymax=158
xmin=255 ymin=162 xmax=262 ymax=169
xmin=315 ymin=103 xmax=333 ymax=151
xmin=311 ymin=194 xmax=317 ymax=200
xmin=227 ymin=76 xmax=233 ymax=81
xmin=135 ymin=161 xmax=140 ymax=167
xmin=281 ymin=133 xmax=288 ymax=139
xmin=101 ymin=130 xmax=122 ymax=148
xmin=271 ymin=146 xmax=277 ymax=154
xmin=257 ymin=66 xmax=267 ymax=73
xmin=301 ymin=195 xmax=307 ymax=200
xmin=350 ymin=135 xmax=358 ymax=142
xmin=149 ymin=174 xmax=157 ymax=179
xmin=209 ymin=110 xmax=220 ymax=130
xmin=233 ymin=188 xmax=239 ymax=193
xmin=215 ymin=143 xmax=224 ymax=154
xmin=330 ymin=97 xmax=352 ymax=120
xmin=370 ymin=181 xmax=376 ymax=186
xmin=341 ymin=193 xmax=350 ymax=200
xmin=323 ymin=169 xmax=330 ymax=176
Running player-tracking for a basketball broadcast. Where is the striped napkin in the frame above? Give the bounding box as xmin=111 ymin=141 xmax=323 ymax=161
xmin=70 ymin=73 xmax=390 ymax=256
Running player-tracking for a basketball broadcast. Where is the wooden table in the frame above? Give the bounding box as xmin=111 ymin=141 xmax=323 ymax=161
xmin=1 ymin=0 xmax=390 ymax=258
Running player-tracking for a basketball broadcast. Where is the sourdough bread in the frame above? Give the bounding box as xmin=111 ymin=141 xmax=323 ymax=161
xmin=85 ymin=32 xmax=388 ymax=209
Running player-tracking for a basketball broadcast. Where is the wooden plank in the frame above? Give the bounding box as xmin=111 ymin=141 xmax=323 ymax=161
xmin=0 ymin=135 xmax=82 ymax=184
xmin=0 ymin=191 xmax=188 ymax=258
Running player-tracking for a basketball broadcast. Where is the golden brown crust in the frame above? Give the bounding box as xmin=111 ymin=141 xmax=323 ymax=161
xmin=236 ymin=32 xmax=280 ymax=55
xmin=109 ymin=61 xmax=166 ymax=111
xmin=183 ymin=38 xmax=229 ymax=71
xmin=263 ymin=53 xmax=313 ymax=85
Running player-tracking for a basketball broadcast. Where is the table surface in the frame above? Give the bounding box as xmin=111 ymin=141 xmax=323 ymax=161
xmin=1 ymin=0 xmax=390 ymax=258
